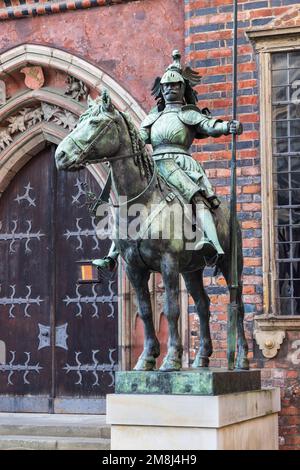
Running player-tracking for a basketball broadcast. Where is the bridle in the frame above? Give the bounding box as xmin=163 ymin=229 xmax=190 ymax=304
xmin=71 ymin=114 xmax=157 ymax=209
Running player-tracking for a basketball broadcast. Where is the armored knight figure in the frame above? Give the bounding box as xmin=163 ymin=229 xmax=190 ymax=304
xmin=93 ymin=50 xmax=242 ymax=270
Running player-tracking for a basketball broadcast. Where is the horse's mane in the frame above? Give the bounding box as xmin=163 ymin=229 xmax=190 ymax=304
xmin=80 ymin=91 xmax=154 ymax=183
xmin=120 ymin=111 xmax=154 ymax=183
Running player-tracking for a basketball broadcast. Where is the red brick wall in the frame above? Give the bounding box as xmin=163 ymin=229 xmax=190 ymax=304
xmin=0 ymin=0 xmax=184 ymax=112
xmin=185 ymin=0 xmax=300 ymax=450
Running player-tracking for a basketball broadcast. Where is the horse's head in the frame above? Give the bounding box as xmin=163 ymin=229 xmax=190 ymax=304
xmin=55 ymin=90 xmax=122 ymax=171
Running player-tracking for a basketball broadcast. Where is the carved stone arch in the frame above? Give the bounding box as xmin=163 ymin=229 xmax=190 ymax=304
xmin=0 ymin=44 xmax=145 ymax=125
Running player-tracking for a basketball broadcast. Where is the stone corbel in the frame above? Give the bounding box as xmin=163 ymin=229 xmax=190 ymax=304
xmin=254 ymin=315 xmax=300 ymax=358
xmin=254 ymin=329 xmax=285 ymax=359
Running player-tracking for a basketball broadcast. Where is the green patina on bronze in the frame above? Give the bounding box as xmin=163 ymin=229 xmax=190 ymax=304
xmin=115 ymin=369 xmax=261 ymax=395
xmin=55 ymin=51 xmax=249 ymax=372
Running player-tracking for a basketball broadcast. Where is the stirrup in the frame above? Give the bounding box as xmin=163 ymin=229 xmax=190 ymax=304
xmin=92 ymin=257 xmax=117 ymax=271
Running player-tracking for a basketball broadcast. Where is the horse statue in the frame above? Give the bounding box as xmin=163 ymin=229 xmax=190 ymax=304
xmin=55 ymin=91 xmax=249 ymax=372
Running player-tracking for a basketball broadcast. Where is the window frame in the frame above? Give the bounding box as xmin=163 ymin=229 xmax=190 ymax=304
xmin=247 ymin=27 xmax=300 ymax=355
xmin=248 ymin=28 xmax=300 ymax=317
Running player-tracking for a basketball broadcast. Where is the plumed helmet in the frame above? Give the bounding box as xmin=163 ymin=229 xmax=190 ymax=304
xmin=160 ymin=69 xmax=185 ymax=84
xmin=151 ymin=49 xmax=202 ymax=111
xmin=160 ymin=50 xmax=184 ymax=84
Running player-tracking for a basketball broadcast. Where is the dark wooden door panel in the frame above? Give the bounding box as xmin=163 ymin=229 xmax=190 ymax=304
xmin=54 ymin=169 xmax=118 ymax=398
xmin=0 ymin=145 xmax=118 ymax=411
xmin=0 ymin=149 xmax=53 ymax=395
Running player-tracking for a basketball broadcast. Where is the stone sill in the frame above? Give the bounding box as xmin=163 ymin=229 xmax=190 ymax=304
xmin=254 ymin=314 xmax=300 ymax=331
xmin=247 ymin=26 xmax=300 ymax=40
xmin=254 ymin=315 xmax=300 ymax=358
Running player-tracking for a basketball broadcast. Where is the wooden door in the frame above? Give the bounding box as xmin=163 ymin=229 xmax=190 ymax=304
xmin=0 ymin=145 xmax=118 ymax=413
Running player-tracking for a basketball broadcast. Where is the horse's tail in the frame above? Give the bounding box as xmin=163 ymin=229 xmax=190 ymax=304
xmin=213 ymin=262 xmax=222 ymax=277
xmin=213 ymin=201 xmax=243 ymax=281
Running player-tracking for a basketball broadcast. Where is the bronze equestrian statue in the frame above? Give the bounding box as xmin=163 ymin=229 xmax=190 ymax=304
xmin=55 ymin=51 xmax=249 ymax=372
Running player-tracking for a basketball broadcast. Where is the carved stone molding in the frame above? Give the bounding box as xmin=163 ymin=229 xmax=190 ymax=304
xmin=0 ymin=103 xmax=78 ymax=152
xmin=0 ymin=81 xmax=6 ymax=106
xmin=65 ymin=76 xmax=89 ymax=102
xmin=21 ymin=66 xmax=45 ymax=90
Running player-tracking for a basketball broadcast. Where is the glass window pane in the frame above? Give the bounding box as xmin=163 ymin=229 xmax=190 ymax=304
xmin=277 ymin=226 xmax=290 ymax=243
xmin=272 ymin=52 xmax=287 ymax=70
xmin=274 ymin=138 xmax=288 ymax=153
xmin=272 ymin=86 xmax=288 ymax=102
xmin=273 ymin=104 xmax=288 ymax=120
xmin=290 ymin=103 xmax=300 ymax=119
xmin=275 ymin=172 xmax=289 ymax=190
xmin=292 ymin=209 xmax=300 ymax=224
xmin=290 ymin=84 xmax=300 ymax=102
xmin=275 ymin=156 xmax=289 ymax=172
xmin=273 ymin=69 xmax=288 ymax=86
xmin=278 ymin=298 xmax=293 ymax=315
xmin=292 ymin=190 xmax=300 ymax=205
xmin=274 ymin=120 xmax=288 ymax=137
xmin=274 ymin=190 xmax=290 ymax=206
xmin=291 ymin=158 xmax=300 ymax=172
xmin=291 ymin=172 xmax=300 ymax=189
xmin=289 ymin=68 xmax=300 ymax=85
xmin=292 ymin=226 xmax=300 ymax=241
xmin=276 ymin=243 xmax=291 ymax=259
xmin=289 ymin=52 xmax=300 ymax=69
xmin=292 ymin=243 xmax=300 ymax=259
xmin=275 ymin=208 xmax=290 ymax=225
xmin=277 ymin=262 xmax=291 ymax=281
xmin=290 ymin=119 xmax=300 ymax=136
xmin=290 ymin=137 xmax=300 ymax=153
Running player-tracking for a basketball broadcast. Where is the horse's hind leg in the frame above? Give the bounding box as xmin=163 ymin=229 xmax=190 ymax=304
xmin=182 ymin=269 xmax=212 ymax=368
xmin=126 ymin=265 xmax=160 ymax=371
xmin=159 ymin=254 xmax=183 ymax=371
xmin=218 ymin=259 xmax=249 ymax=370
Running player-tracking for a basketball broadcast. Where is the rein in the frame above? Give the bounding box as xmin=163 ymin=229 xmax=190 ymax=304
xmin=84 ymin=147 xmax=157 ymax=211
xmin=116 ymin=164 xmax=157 ymax=207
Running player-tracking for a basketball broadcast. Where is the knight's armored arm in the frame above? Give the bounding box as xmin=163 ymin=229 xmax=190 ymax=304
xmin=196 ymin=117 xmax=243 ymax=138
xmin=197 ymin=117 xmax=230 ymax=137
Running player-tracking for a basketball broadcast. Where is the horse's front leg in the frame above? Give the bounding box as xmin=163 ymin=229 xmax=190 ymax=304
xmin=160 ymin=254 xmax=183 ymax=372
xmin=126 ymin=264 xmax=160 ymax=371
xmin=182 ymin=269 xmax=212 ymax=368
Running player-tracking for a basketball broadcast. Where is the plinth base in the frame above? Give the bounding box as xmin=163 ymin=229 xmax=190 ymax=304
xmin=115 ymin=369 xmax=261 ymax=395
xmin=107 ymin=387 xmax=280 ymax=450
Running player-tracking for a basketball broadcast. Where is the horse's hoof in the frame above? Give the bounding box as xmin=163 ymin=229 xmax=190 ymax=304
xmin=235 ymin=357 xmax=250 ymax=370
xmin=159 ymin=358 xmax=182 ymax=372
xmin=134 ymin=356 xmax=156 ymax=371
xmin=192 ymin=356 xmax=209 ymax=368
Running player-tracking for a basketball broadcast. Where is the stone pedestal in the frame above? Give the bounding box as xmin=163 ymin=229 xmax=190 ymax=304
xmin=107 ymin=370 xmax=280 ymax=450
